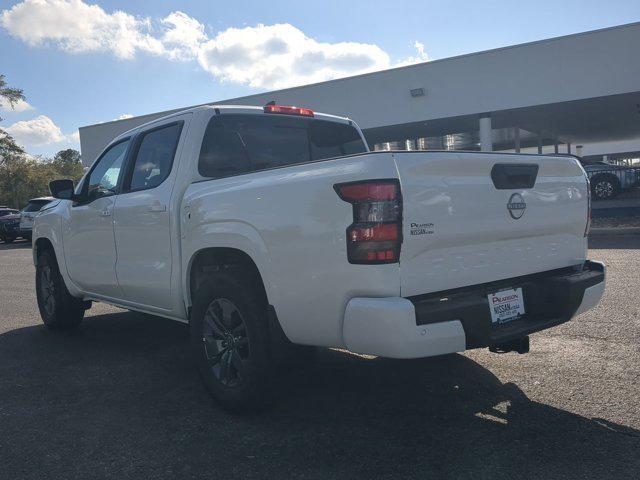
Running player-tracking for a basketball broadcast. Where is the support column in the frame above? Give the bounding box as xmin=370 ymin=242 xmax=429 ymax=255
xmin=479 ymin=114 xmax=492 ymax=152
xmin=537 ymin=134 xmax=543 ymax=154
xmin=554 ymin=141 xmax=559 ymax=154
xmin=567 ymin=143 xmax=571 ymax=154
xmin=514 ymin=127 xmax=521 ymax=153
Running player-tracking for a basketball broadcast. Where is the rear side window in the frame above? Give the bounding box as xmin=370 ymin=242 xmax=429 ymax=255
xmin=127 ymin=122 xmax=183 ymax=191
xmin=198 ymin=114 xmax=367 ymax=179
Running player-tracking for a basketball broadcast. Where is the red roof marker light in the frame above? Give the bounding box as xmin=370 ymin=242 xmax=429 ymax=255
xmin=263 ymin=105 xmax=314 ymax=117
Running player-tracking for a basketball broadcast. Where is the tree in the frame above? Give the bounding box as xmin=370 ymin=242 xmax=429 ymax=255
xmin=51 ymin=148 xmax=84 ymax=181
xmin=0 ymin=130 xmax=25 ymax=165
xmin=0 ymin=75 xmax=27 ymax=164
xmin=0 ymin=74 xmax=25 ymax=115
xmin=53 ymin=148 xmax=81 ymax=165
xmin=0 ymin=77 xmax=86 ymax=208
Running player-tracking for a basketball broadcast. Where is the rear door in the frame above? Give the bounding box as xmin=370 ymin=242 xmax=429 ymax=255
xmin=395 ymin=152 xmax=589 ymax=297
xmin=113 ymin=114 xmax=190 ymax=311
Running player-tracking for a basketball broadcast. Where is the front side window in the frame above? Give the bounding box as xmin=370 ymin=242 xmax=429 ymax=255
xmin=198 ymin=114 xmax=367 ymax=179
xmin=86 ymin=139 xmax=130 ymax=201
xmin=127 ymin=122 xmax=183 ymax=191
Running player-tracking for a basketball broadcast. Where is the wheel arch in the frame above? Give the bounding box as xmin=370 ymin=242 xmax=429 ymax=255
xmin=33 ymin=237 xmax=55 ymax=265
xmin=33 ymin=235 xmax=83 ymax=298
xmin=590 ymin=172 xmax=621 ymax=186
xmin=186 ymin=247 xmax=269 ymax=312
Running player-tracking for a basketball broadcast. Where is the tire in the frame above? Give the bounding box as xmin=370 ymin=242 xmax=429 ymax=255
xmin=190 ymin=273 xmax=273 ymax=412
xmin=3 ymin=236 xmax=15 ymax=244
xmin=36 ymin=248 xmax=85 ymax=330
xmin=591 ymin=175 xmax=620 ymax=200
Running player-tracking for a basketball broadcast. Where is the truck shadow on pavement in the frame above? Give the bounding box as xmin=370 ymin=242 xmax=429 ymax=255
xmin=588 ymin=234 xmax=640 ymax=249
xmin=1 ymin=310 xmax=638 ymax=480
xmin=0 ymin=239 xmax=32 ymax=250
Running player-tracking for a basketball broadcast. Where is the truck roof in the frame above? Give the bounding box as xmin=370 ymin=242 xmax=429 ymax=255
xmin=113 ymin=104 xmax=354 ymax=142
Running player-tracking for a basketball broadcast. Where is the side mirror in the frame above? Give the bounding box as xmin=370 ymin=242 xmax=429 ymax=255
xmin=49 ymin=179 xmax=76 ymax=200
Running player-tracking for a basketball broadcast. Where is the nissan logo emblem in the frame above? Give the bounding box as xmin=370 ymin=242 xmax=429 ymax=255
xmin=507 ymin=193 xmax=526 ymax=219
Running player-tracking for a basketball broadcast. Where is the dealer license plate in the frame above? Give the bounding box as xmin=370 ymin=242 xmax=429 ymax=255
xmin=487 ymin=288 xmax=525 ymax=325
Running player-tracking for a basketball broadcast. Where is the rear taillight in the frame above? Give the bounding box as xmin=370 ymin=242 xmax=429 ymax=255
xmin=334 ymin=179 xmax=402 ymax=264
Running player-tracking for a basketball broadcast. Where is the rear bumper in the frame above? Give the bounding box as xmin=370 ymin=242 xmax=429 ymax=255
xmin=342 ymin=261 xmax=605 ymax=358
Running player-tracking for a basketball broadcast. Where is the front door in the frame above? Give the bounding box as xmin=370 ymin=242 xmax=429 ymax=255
xmin=113 ymin=117 xmax=188 ymax=311
xmin=63 ymin=138 xmax=131 ymax=298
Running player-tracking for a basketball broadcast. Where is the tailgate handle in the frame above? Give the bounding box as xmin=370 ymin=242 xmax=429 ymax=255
xmin=491 ymin=163 xmax=539 ymax=189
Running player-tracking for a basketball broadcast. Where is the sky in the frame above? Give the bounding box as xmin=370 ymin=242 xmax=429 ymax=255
xmin=1 ymin=0 xmax=640 ymax=157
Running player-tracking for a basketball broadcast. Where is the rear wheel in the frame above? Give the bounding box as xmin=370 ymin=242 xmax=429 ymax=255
xmin=36 ymin=248 xmax=85 ymax=330
xmin=190 ymin=273 xmax=273 ymax=412
xmin=591 ymin=175 xmax=620 ymax=200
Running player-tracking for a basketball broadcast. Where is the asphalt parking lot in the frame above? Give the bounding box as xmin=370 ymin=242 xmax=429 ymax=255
xmin=1 ymin=237 xmax=639 ymax=480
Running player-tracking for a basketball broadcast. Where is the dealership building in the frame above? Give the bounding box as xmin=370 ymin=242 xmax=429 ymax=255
xmin=79 ymin=21 xmax=640 ymax=166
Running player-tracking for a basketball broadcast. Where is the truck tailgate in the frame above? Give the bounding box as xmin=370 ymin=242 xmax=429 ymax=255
xmin=394 ymin=152 xmax=589 ymax=297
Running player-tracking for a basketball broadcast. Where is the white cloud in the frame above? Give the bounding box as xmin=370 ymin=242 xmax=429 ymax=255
xmin=5 ymin=115 xmax=77 ymax=148
xmin=396 ymin=41 xmax=430 ymax=67
xmin=161 ymin=11 xmax=207 ymax=60
xmin=115 ymin=113 xmax=133 ymax=120
xmin=0 ymin=0 xmax=163 ymax=59
xmin=68 ymin=130 xmax=80 ymax=143
xmin=0 ymin=97 xmax=34 ymax=112
xmin=197 ymin=23 xmax=392 ymax=89
xmin=1 ymin=1 xmax=429 ymax=89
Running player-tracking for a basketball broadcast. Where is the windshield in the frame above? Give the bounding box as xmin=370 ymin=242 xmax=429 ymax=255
xmin=23 ymin=200 xmax=50 ymax=212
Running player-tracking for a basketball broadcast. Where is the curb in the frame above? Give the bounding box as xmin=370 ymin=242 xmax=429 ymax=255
xmin=589 ymin=227 xmax=640 ymax=236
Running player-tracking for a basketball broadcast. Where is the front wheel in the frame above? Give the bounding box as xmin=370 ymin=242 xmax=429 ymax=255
xmin=36 ymin=249 xmax=85 ymax=330
xmin=190 ymin=273 xmax=273 ymax=412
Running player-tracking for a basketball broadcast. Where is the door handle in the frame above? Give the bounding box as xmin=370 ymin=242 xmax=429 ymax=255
xmin=148 ymin=203 xmax=167 ymax=213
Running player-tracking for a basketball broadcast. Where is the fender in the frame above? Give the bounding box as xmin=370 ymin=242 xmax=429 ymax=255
xmin=32 ymin=202 xmax=84 ymax=298
xmin=182 ymin=220 xmax=275 ymax=310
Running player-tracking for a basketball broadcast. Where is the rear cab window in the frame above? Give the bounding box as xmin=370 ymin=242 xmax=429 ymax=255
xmin=198 ymin=113 xmax=367 ymax=179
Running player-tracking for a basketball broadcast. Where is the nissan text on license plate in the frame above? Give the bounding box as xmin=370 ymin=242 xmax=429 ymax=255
xmin=488 ymin=288 xmax=525 ymax=325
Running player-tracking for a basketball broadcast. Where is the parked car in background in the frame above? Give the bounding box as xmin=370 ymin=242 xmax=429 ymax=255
xmin=0 ymin=213 xmax=23 ymax=243
xmin=20 ymin=197 xmax=54 ymax=242
xmin=0 ymin=207 xmax=20 ymax=218
xmin=579 ymin=159 xmax=639 ymax=200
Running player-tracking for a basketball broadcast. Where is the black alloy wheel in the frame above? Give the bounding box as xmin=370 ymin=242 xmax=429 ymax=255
xmin=201 ymin=298 xmax=250 ymax=388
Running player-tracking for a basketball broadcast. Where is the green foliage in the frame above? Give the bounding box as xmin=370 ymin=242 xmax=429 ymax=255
xmin=0 ymin=74 xmax=26 ymax=123
xmin=53 ymin=148 xmax=82 ymax=165
xmin=0 ymin=130 xmax=25 ymax=164
xmin=0 ymin=75 xmax=84 ymax=209
xmin=0 ymin=149 xmax=85 ymax=209
xmin=52 ymin=148 xmax=84 ymax=181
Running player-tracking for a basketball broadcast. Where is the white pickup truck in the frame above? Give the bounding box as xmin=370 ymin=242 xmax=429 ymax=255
xmin=33 ymin=104 xmax=605 ymax=411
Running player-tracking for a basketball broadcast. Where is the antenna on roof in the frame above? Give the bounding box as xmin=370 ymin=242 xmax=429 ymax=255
xmin=265 ymin=101 xmax=276 ymax=106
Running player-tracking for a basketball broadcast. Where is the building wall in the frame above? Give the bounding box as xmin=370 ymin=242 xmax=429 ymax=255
xmin=79 ymin=22 xmax=640 ymax=166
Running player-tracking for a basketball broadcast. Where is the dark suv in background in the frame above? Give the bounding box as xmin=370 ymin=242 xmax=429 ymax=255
xmin=0 ymin=207 xmax=21 ymax=243
xmin=580 ymin=159 xmax=640 ymax=200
